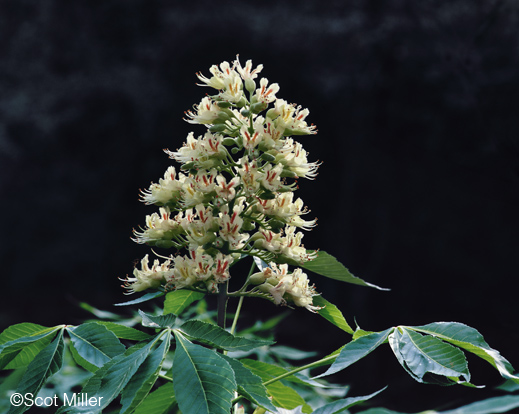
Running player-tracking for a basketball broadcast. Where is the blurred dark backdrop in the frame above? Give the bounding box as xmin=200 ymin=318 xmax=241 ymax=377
xmin=1 ymin=0 xmax=518 ymax=411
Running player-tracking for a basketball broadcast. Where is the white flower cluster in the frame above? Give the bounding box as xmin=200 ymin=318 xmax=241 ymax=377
xmin=123 ymin=56 xmax=321 ymax=311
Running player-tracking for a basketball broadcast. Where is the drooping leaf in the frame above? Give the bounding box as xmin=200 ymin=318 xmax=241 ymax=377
xmin=120 ymin=334 xmax=171 ymax=414
xmin=7 ymin=331 xmax=64 ymax=414
xmin=389 ymin=327 xmax=470 ymax=385
xmin=178 ymin=319 xmax=274 ymax=351
xmin=139 ymin=310 xmax=176 ymax=329
xmin=313 ymin=296 xmax=354 ymax=334
xmin=409 ymin=322 xmax=519 ymax=384
xmin=221 ymin=354 xmax=278 ymax=412
xmin=355 ymin=394 xmax=519 ymax=414
xmin=133 ymin=383 xmax=176 ymax=414
xmin=58 ymin=336 xmax=159 ymax=413
xmin=172 ymin=331 xmax=236 ymax=414
xmin=0 ymin=323 xmax=58 ymax=370
xmin=440 ymin=395 xmax=519 ymax=414
xmin=0 ymin=328 xmax=61 ymax=370
xmin=241 ymin=359 xmax=312 ymax=413
xmin=302 ymin=251 xmax=389 ymax=290
xmin=66 ymin=323 xmax=126 ymax=372
xmin=314 ymin=328 xmax=394 ymax=379
xmin=164 ymin=289 xmax=205 ymax=316
xmin=93 ymin=321 xmax=151 ymax=341
xmin=312 ymin=387 xmax=387 ymax=414
xmin=114 ymin=291 xmax=165 ymax=306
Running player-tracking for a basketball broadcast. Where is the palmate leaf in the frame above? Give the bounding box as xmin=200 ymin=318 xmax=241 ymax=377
xmin=133 ymin=383 xmax=176 ymax=414
xmin=178 ymin=320 xmax=274 ymax=351
xmin=312 ymin=387 xmax=386 ymax=414
xmin=221 ymin=355 xmax=278 ymax=412
xmin=409 ymin=322 xmax=519 ymax=384
xmin=313 ymin=296 xmax=354 ymax=334
xmin=120 ymin=334 xmax=172 ymax=414
xmin=0 ymin=323 xmax=58 ymax=370
xmin=58 ymin=337 xmax=158 ymax=413
xmin=302 ymin=251 xmax=389 ymax=291
xmin=0 ymin=327 xmax=61 ymax=370
xmin=241 ymin=359 xmax=315 ymax=387
xmin=389 ymin=327 xmax=471 ymax=385
xmin=66 ymin=323 xmax=126 ymax=372
xmin=314 ymin=328 xmax=394 ymax=379
xmin=164 ymin=289 xmax=205 ymax=315
xmin=7 ymin=331 xmax=64 ymax=414
xmin=172 ymin=331 xmax=236 ymax=414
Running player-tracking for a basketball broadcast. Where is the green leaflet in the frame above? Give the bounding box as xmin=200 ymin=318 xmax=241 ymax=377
xmin=409 ymin=322 xmax=519 ymax=384
xmin=221 ymin=354 xmax=278 ymax=412
xmin=313 ymin=296 xmax=354 ymax=334
xmin=178 ymin=319 xmax=274 ymax=351
xmin=314 ymin=328 xmax=394 ymax=379
xmin=302 ymin=251 xmax=389 ymax=291
xmin=389 ymin=327 xmax=470 ymax=385
xmin=66 ymin=323 xmax=126 ymax=372
xmin=241 ymin=359 xmax=312 ymax=413
xmin=120 ymin=333 xmax=171 ymax=414
xmin=114 ymin=291 xmax=165 ymax=306
xmin=172 ymin=331 xmax=236 ymax=414
xmin=312 ymin=387 xmax=386 ymax=414
xmin=139 ymin=310 xmax=177 ymax=329
xmin=58 ymin=336 xmax=160 ymax=413
xmin=0 ymin=327 xmax=61 ymax=370
xmin=133 ymin=383 xmax=176 ymax=414
xmin=164 ymin=289 xmax=205 ymax=315
xmin=7 ymin=331 xmax=65 ymax=414
xmin=0 ymin=323 xmax=58 ymax=370
xmin=355 ymin=394 xmax=519 ymax=414
xmin=93 ymin=321 xmax=151 ymax=341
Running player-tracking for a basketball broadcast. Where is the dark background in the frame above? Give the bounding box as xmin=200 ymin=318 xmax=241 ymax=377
xmin=1 ymin=0 xmax=518 ymax=411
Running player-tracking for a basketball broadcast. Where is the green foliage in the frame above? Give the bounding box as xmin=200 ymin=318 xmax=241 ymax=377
xmin=302 ymin=251 xmax=389 ymax=291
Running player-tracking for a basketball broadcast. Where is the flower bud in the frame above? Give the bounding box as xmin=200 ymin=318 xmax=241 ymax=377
xmin=249 ymin=271 xmax=267 ymax=284
xmin=216 ymin=101 xmax=232 ymax=109
xmin=266 ymin=108 xmax=279 ymax=119
xmin=260 ymin=152 xmax=276 ymax=162
xmin=240 ymin=109 xmax=251 ymax=117
xmin=222 ymin=137 xmax=236 ymax=146
xmin=269 ymin=219 xmax=285 ymax=231
xmin=235 ymin=97 xmax=248 ymax=108
xmin=209 ymin=124 xmax=227 ymax=133
xmin=251 ymin=102 xmax=268 ymax=114
xmin=258 ymin=190 xmax=276 ymax=200
xmin=281 ymin=168 xmax=298 ymax=178
xmin=155 ymin=240 xmax=176 ymax=249
xmin=244 ymin=78 xmax=256 ymax=93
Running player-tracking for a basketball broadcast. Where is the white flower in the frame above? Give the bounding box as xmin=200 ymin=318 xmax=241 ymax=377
xmin=235 ymin=157 xmax=262 ymax=195
xmin=272 ymin=100 xmax=316 ymax=135
xmin=185 ymin=96 xmax=221 ymax=124
xmin=219 ymin=73 xmax=244 ymax=103
xmin=132 ymin=207 xmax=184 ymax=244
xmin=122 ymin=254 xmax=173 ymax=294
xmin=255 ymin=78 xmax=280 ymax=104
xmin=196 ymin=61 xmax=237 ymax=90
xmin=140 ymin=166 xmax=186 ymax=205
xmin=215 ymin=175 xmax=241 ymax=201
xmin=235 ymin=56 xmax=263 ymax=80
xmin=278 ymin=139 xmax=320 ymax=179
xmin=260 ymin=163 xmax=284 ymax=192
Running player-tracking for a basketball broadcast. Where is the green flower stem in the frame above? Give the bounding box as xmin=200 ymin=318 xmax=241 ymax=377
xmin=217 ymin=280 xmax=229 ymax=329
xmin=229 ymin=296 xmax=244 ymax=336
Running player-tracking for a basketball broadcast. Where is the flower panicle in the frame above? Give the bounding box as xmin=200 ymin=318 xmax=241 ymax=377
xmin=125 ymin=56 xmax=322 ymax=311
